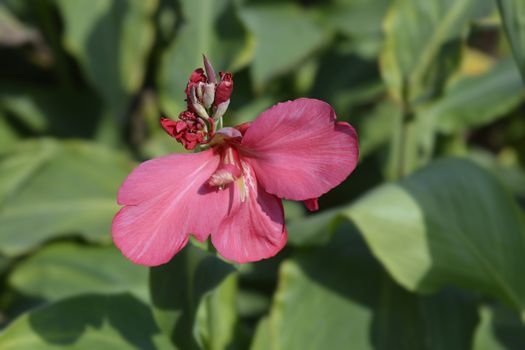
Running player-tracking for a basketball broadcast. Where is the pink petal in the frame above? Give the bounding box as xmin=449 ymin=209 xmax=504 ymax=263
xmin=112 ymin=150 xmax=229 ymax=266
xmin=212 ymin=161 xmax=287 ymax=263
xmin=241 ymin=98 xmax=359 ymax=201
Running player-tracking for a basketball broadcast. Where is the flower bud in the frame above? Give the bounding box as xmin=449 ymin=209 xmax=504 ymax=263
xmin=203 ymin=54 xmax=217 ymax=84
xmin=214 ymin=72 xmax=233 ymax=106
xmin=212 ymin=99 xmax=230 ymax=120
xmin=203 ymin=83 xmax=216 ymax=109
xmin=190 ymin=86 xmax=210 ymax=120
xmin=185 ymin=68 xmax=206 ymax=96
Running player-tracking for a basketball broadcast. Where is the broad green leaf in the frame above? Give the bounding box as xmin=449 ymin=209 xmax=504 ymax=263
xmin=158 ymin=0 xmax=252 ymax=115
xmin=421 ymin=57 xmax=524 ymax=133
xmin=310 ymin=44 xmax=385 ymax=114
xmin=55 ymin=0 xmax=157 ymax=117
xmin=327 ymin=0 xmax=390 ymax=58
xmin=194 ymin=274 xmax=239 ymax=350
xmin=287 ymin=207 xmax=340 ymax=246
xmin=473 ymin=305 xmax=525 ymax=349
xmin=381 ymin=0 xmax=493 ymax=105
xmin=250 ymin=316 xmax=271 ymax=350
xmin=8 ymin=242 xmax=149 ymax=302
xmin=0 ymin=294 xmax=174 ymax=350
xmin=0 ymin=112 xmax=18 ymax=152
xmin=0 ymin=139 xmax=133 ymax=257
xmin=239 ymin=4 xmax=325 ymax=90
xmin=0 ymin=83 xmax=104 ymax=136
xmin=497 ymin=0 xmax=525 ymax=81
xmin=258 ymin=225 xmax=479 ymax=350
xmin=150 ymin=244 xmax=236 ymax=350
xmin=469 ymin=149 xmax=525 ymax=198
xmin=348 ymin=158 xmax=525 ymax=318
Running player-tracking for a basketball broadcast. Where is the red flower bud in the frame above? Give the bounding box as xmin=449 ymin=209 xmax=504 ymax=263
xmin=214 ymin=72 xmax=233 ymax=106
xmin=185 ymin=68 xmax=207 ymax=112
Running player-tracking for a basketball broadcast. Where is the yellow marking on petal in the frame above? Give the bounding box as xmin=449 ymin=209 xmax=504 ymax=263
xmin=236 ymin=177 xmax=247 ymax=203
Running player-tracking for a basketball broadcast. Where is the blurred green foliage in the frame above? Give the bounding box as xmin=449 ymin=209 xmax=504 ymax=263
xmin=0 ymin=0 xmax=524 ymax=349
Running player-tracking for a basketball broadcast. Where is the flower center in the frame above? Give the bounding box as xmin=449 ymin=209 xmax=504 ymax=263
xmin=208 ymin=147 xmax=243 ymax=190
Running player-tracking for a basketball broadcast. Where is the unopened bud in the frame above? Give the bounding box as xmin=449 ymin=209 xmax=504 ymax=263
xmin=203 ymin=83 xmax=215 ymax=109
xmin=214 ymin=72 xmax=233 ymax=106
xmin=203 ymin=55 xmax=217 ymax=84
xmin=191 ymin=86 xmax=210 ymax=120
xmin=196 ymin=83 xmax=204 ymax=100
xmin=212 ymin=99 xmax=230 ymax=120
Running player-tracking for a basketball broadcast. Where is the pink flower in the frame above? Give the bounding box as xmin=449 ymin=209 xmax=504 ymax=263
xmin=112 ymin=59 xmax=358 ymax=265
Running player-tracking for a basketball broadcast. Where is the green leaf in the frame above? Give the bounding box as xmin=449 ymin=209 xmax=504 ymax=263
xmin=55 ymin=0 xmax=157 ymax=117
xmin=473 ymin=305 xmax=525 ymax=349
xmin=0 ymin=294 xmax=174 ymax=350
xmin=357 ymin=100 xmax=401 ymax=158
xmin=0 ymin=83 xmax=104 ymax=137
xmin=0 ymin=139 xmax=133 ymax=257
xmin=497 ymin=0 xmax=525 ymax=81
xmin=287 ymin=207 xmax=340 ymax=246
xmin=326 ymin=0 xmax=390 ymax=58
xmin=469 ymin=149 xmax=525 ymax=198
xmin=250 ymin=316 xmax=271 ymax=350
xmin=348 ymin=158 xmax=525 ymax=317
xmin=421 ymin=57 xmax=524 ymax=133
xmin=194 ymin=273 xmax=239 ymax=350
xmin=149 ymin=244 xmax=236 ymax=350
xmin=8 ymin=242 xmax=149 ymax=302
xmin=239 ymin=4 xmax=326 ymax=90
xmin=310 ymin=45 xmax=385 ymax=114
xmin=381 ymin=0 xmax=493 ymax=105
xmin=257 ymin=225 xmax=479 ymax=350
xmin=0 ymin=112 xmax=18 ymax=152
xmin=158 ymin=0 xmax=252 ymax=115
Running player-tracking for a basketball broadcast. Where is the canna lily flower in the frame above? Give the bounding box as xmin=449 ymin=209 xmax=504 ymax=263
xmin=112 ymin=56 xmax=358 ymax=265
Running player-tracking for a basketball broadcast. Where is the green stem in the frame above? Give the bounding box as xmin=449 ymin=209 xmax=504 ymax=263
xmin=389 ymin=80 xmax=414 ymax=181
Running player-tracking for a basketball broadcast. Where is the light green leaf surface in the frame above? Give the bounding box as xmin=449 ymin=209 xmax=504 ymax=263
xmin=149 ymin=244 xmax=236 ymax=350
xmin=497 ymin=0 xmax=525 ymax=81
xmin=0 ymin=294 xmax=174 ymax=350
xmin=285 ymin=158 xmax=525 ymax=321
xmin=239 ymin=4 xmax=325 ymax=90
xmin=194 ymin=273 xmax=239 ymax=350
xmin=250 ymin=316 xmax=271 ymax=350
xmin=8 ymin=242 xmax=149 ymax=302
xmin=421 ymin=57 xmax=524 ymax=133
xmin=0 ymin=112 xmax=18 ymax=152
xmin=256 ymin=225 xmax=479 ymax=350
xmin=349 ymin=158 xmax=525 ymax=317
xmin=159 ymin=0 xmax=252 ymax=115
xmin=55 ymin=0 xmax=157 ymax=117
xmin=381 ymin=0 xmax=493 ymax=105
xmin=0 ymin=139 xmax=133 ymax=257
xmin=473 ymin=305 xmax=525 ymax=350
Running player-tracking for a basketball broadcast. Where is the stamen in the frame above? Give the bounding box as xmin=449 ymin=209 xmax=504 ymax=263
xmin=208 ymin=147 xmax=243 ymax=188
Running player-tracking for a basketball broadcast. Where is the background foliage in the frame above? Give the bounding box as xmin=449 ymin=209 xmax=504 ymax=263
xmin=0 ymin=0 xmax=524 ymax=349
